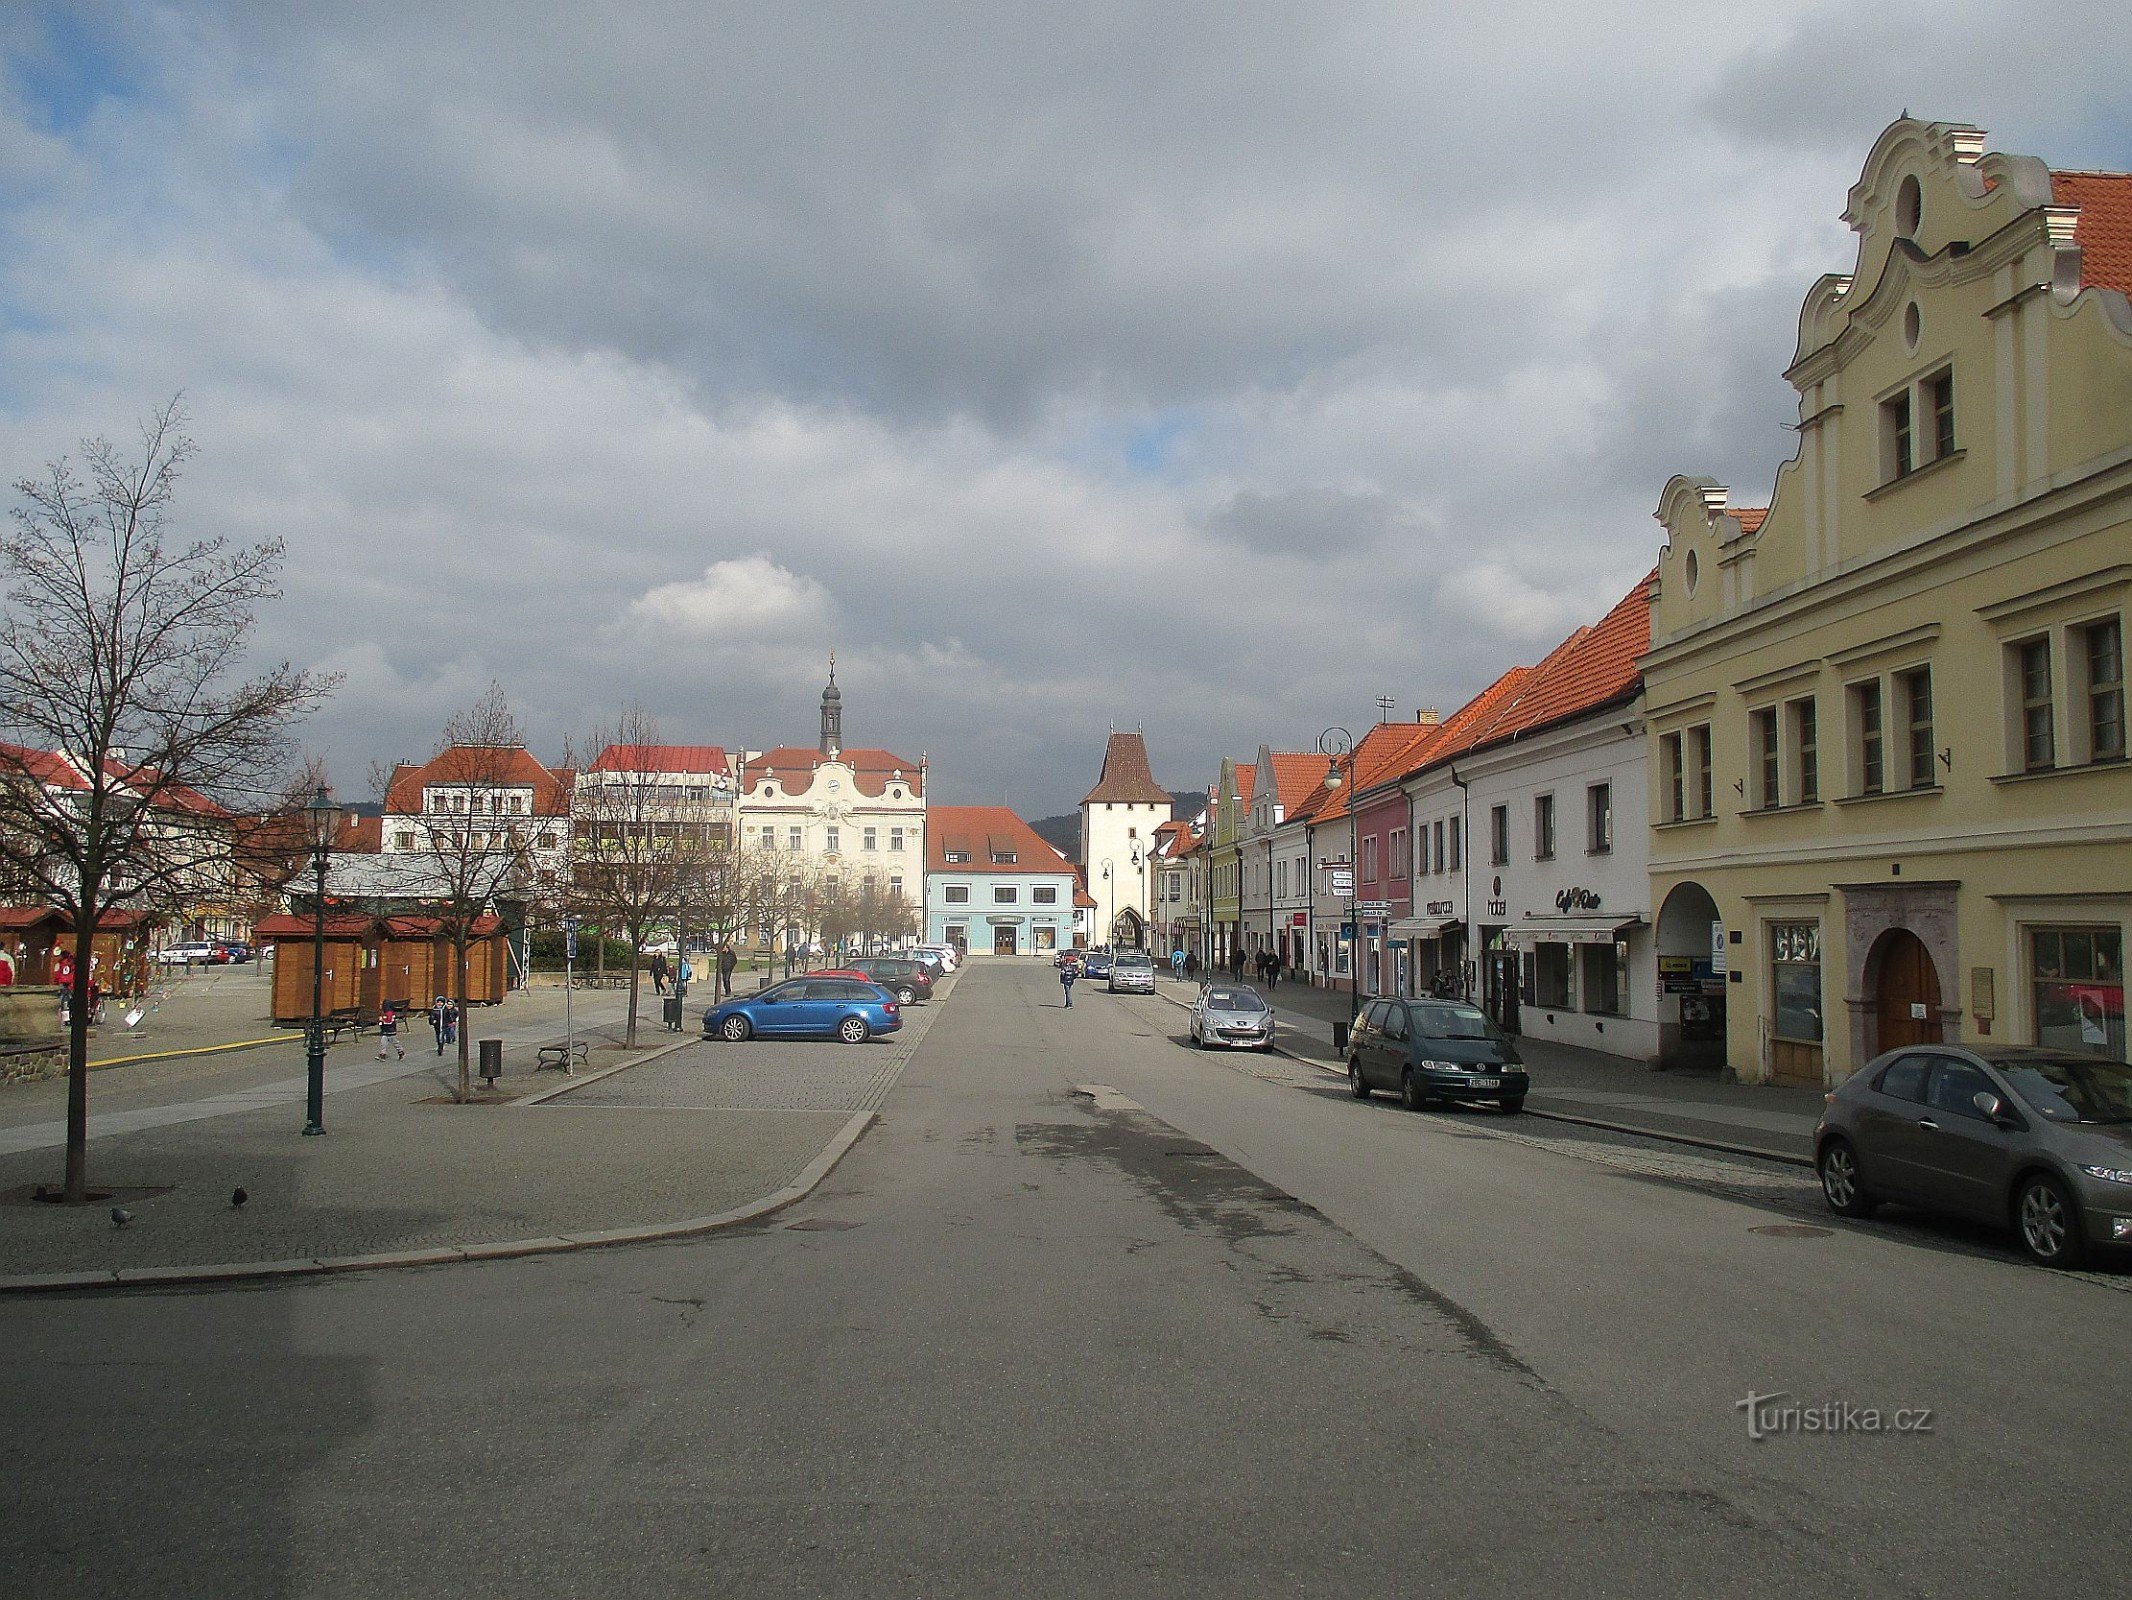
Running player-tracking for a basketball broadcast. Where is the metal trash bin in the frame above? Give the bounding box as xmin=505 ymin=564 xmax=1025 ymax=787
xmin=478 ymin=1038 xmax=503 ymax=1085
xmin=1332 ymin=1020 xmax=1349 ymax=1054
xmin=662 ymin=995 xmax=682 ymax=1031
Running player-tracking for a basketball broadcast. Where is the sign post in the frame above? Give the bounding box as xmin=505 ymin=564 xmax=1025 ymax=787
xmin=563 ymin=914 xmax=579 ymax=1072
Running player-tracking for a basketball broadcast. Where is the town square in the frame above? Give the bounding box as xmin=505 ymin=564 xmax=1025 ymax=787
xmin=1 ymin=5 xmax=2129 ymax=1597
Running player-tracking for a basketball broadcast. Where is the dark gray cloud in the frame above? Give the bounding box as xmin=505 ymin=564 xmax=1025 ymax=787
xmin=2 ymin=1 xmax=2128 ymax=813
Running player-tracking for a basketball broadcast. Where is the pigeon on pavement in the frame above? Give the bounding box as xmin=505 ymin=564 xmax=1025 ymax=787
xmin=110 ymin=1206 xmax=133 ymax=1228
xmin=231 ymin=1187 xmax=248 ymax=1210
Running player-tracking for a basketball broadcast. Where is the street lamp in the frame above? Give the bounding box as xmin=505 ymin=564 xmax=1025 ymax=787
xmin=1318 ymin=727 xmax=1359 ymax=1040
xmin=1100 ymin=857 xmax=1115 ymax=948
xmin=300 ymin=783 xmax=342 ymax=1137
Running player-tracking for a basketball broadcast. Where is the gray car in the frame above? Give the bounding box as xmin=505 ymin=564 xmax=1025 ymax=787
xmin=1815 ymin=1044 xmax=2132 ymax=1267
xmin=1188 ymin=984 xmax=1274 ymax=1050
xmin=1108 ymin=952 xmax=1156 ymax=994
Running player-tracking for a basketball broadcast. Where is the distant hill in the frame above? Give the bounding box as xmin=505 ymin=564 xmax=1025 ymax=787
xmin=1027 ymin=789 xmax=1208 ymax=865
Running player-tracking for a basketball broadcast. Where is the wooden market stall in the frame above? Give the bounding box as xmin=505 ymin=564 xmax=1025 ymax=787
xmin=0 ymin=906 xmax=157 ymax=991
xmin=254 ymin=911 xmax=368 ymax=1025
xmin=255 ymin=911 xmax=509 ymax=1025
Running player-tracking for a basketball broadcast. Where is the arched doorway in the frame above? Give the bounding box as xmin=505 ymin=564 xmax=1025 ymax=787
xmin=1111 ymin=909 xmax=1144 ymax=950
xmin=1657 ymin=881 xmax=1726 ymax=1072
xmin=1871 ymin=929 xmax=1943 ymax=1053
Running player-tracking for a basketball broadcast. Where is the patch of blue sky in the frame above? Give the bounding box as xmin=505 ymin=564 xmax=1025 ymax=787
xmin=6 ymin=7 xmax=140 ymax=137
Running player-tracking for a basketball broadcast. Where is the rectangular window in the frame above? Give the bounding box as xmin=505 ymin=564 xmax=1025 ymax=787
xmin=1902 ymin=667 xmax=1934 ymax=788
xmin=1448 ymin=818 xmax=1460 ymax=871
xmin=890 ymin=828 xmax=905 ymax=851
xmin=1930 ymin=370 xmax=1955 ymax=460
xmin=993 ymin=885 xmax=1017 ymax=904
xmin=1389 ymin=828 xmax=1407 ymax=879
xmin=1884 ymin=389 xmax=1914 ymax=479
xmin=2019 ymin=638 xmax=2054 ymax=771
xmin=1662 ymin=732 xmax=1684 ymax=822
xmin=863 ymin=827 xmax=877 ymax=851
xmin=944 ymin=849 xmax=970 ymax=864
xmin=1770 ymin=922 xmax=1823 ymax=1042
xmin=1489 ymin=805 xmax=1509 ymax=865
xmin=1855 ymin=681 xmax=1884 ymax=795
xmin=1693 ymin=725 xmax=1713 ymax=818
xmin=825 ymin=825 xmax=840 ymax=853
xmin=787 ymin=826 xmax=803 ymax=852
xmin=2031 ymin=926 xmax=2125 ymax=1060
xmin=759 ymin=827 xmax=775 ymax=850
xmin=1752 ymin=708 xmax=1780 ymax=809
xmin=888 ymin=875 xmax=903 ymax=899
xmin=1580 ymin=942 xmax=1624 ymax=1016
xmin=1433 ymin=819 xmax=1445 ymax=873
xmin=943 ymin=885 xmax=970 ymax=904
xmin=1587 ymin=783 xmax=1612 ymax=852
xmin=1533 ymin=943 xmax=1572 ymax=1009
xmin=1361 ymin=835 xmax=1379 ymax=883
xmin=2088 ymin=618 xmax=2125 ymax=762
xmin=1533 ymin=794 xmax=1555 ymax=860
xmin=1790 ymin=697 xmax=1819 ymax=805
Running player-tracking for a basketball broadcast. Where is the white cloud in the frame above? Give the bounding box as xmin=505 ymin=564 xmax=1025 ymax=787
xmin=620 ymin=556 xmax=834 ymax=639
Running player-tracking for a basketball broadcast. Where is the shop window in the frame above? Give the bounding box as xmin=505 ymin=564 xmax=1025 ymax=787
xmin=2087 ymin=618 xmax=2124 ymax=763
xmin=2031 ymin=927 xmax=2125 ymax=1060
xmin=1587 ymin=783 xmax=1612 ymax=853
xmin=1580 ymin=942 xmax=1624 ymax=1016
xmin=1752 ymin=708 xmax=1780 ymax=809
xmin=1770 ymin=922 xmax=1823 ymax=1042
xmin=1534 ymin=943 xmax=1572 ymax=1009
xmin=1790 ymin=697 xmax=1819 ymax=804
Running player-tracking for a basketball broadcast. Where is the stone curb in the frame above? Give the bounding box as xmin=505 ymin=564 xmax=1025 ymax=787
xmin=0 ymin=1077 xmax=879 ymax=1297
xmin=508 ymin=1031 xmax=699 ymax=1105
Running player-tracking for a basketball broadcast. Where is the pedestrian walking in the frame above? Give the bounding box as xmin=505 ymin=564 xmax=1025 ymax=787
xmin=1185 ymin=950 xmax=1199 ymax=981
xmin=1268 ymin=950 xmax=1282 ymax=991
xmin=650 ymin=951 xmax=669 ymax=996
xmin=1059 ymin=960 xmax=1078 ymax=1008
xmin=1171 ymin=947 xmax=1186 ymax=980
xmin=718 ymin=943 xmax=737 ymax=997
xmin=377 ymin=1004 xmax=405 ymax=1060
xmin=431 ymin=995 xmax=450 ymax=1055
xmin=1228 ymin=947 xmax=1244 ymax=983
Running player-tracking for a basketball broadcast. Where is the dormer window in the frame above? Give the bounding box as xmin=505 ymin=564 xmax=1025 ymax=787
xmin=945 ymin=849 xmax=970 ymax=864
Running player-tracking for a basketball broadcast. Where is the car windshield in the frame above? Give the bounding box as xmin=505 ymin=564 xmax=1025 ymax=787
xmin=1408 ymin=1002 xmax=1498 ymax=1041
xmin=1997 ymin=1054 xmax=2132 ymax=1124
xmin=1207 ymin=988 xmax=1264 ymax=1012
xmin=1116 ymin=955 xmax=1152 ymax=968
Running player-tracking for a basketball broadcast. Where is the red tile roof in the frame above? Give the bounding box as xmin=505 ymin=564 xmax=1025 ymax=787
xmin=334 ymin=814 xmax=383 ymax=854
xmin=1732 ymin=507 xmax=1768 ymax=535
xmin=1265 ymin=751 xmax=1331 ymax=815
xmin=1081 ymin=732 xmax=1171 ymax=806
xmin=589 ymin=743 xmax=729 ymax=775
xmin=1465 ymin=575 xmax=1652 ymax=751
xmin=2053 ymin=170 xmax=2132 ymax=297
xmin=926 ymin=806 xmax=1074 ymax=876
xmin=744 ymin=747 xmax=923 ymax=798
xmin=0 ymin=743 xmax=86 ymax=790
xmin=384 ymin=746 xmax=570 ymax=816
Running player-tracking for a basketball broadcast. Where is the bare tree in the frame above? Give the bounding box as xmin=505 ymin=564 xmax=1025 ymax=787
xmin=571 ymin=707 xmax=724 ymax=1047
xmin=380 ymin=686 xmax=543 ymax=1101
xmin=0 ymin=403 xmax=331 ymax=1199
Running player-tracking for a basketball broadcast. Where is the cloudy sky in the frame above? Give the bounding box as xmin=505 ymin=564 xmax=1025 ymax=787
xmin=3 ymin=3 xmax=2126 ymax=815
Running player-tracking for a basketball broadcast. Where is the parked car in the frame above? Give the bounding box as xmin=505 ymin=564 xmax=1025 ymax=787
xmin=802 ymin=968 xmax=872 ymax=981
xmin=155 ymin=941 xmax=220 ymax=967
xmin=214 ymin=942 xmax=254 ymax=964
xmin=1082 ymin=949 xmax=1114 ymax=980
xmin=1347 ymin=998 xmax=1527 ymax=1112
xmin=1055 ymin=950 xmax=1082 ymax=974
xmin=1188 ymin=984 xmax=1275 ymax=1051
xmin=850 ymin=957 xmax=935 ymax=1003
xmin=703 ymin=978 xmax=901 ymax=1044
xmin=1815 ymin=1044 xmax=2132 ymax=1267
xmin=913 ymin=943 xmax=960 ymax=974
xmin=1108 ymin=951 xmax=1156 ymax=994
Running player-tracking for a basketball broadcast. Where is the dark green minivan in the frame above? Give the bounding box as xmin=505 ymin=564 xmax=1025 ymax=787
xmin=1347 ymin=998 xmax=1528 ymax=1112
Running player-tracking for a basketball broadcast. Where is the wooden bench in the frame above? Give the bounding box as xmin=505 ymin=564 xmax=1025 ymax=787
xmin=320 ymin=1007 xmax=367 ymax=1043
xmin=535 ymin=1040 xmax=589 ymax=1074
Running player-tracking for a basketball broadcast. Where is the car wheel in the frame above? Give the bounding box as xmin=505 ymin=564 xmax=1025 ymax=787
xmin=1499 ymin=1096 xmax=1524 ymax=1114
xmin=897 ymin=986 xmax=915 ymax=1003
xmin=837 ymin=1015 xmax=870 ymax=1045
xmin=719 ymin=1014 xmax=751 ymax=1042
xmin=1349 ymin=1059 xmax=1370 ymax=1100
xmin=2014 ymin=1171 xmax=2086 ymax=1268
xmin=1816 ymin=1137 xmax=1877 ymax=1218
xmin=1401 ymin=1068 xmax=1427 ymax=1113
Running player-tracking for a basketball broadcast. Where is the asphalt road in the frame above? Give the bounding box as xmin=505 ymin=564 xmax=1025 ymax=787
xmin=3 ymin=960 xmax=2126 ymax=1597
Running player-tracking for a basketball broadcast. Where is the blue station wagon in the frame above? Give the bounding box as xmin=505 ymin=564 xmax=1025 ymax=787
xmin=704 ymin=978 xmax=902 ymax=1044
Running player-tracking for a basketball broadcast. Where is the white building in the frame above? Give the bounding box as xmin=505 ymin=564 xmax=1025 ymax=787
xmin=1078 ymin=732 xmax=1170 ymax=949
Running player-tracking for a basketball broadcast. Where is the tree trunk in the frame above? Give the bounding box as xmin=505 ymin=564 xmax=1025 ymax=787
xmin=62 ymin=914 xmax=95 ymax=1202
xmin=454 ymin=934 xmax=471 ymax=1102
xmin=624 ymin=937 xmax=641 ymax=1050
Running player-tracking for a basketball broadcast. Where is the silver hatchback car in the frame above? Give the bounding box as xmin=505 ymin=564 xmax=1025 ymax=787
xmin=1815 ymin=1044 xmax=2132 ymax=1267
xmin=1188 ymin=984 xmax=1274 ymax=1051
xmin=1108 ymin=952 xmax=1156 ymax=994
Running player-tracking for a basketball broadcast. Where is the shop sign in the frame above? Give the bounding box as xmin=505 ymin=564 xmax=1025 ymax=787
xmin=1425 ymin=900 xmax=1455 ymax=916
xmin=1555 ymin=887 xmax=1601 ymax=912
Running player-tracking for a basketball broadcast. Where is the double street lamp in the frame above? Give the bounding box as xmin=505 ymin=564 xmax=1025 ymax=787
xmin=300 ymin=783 xmax=342 ymax=1137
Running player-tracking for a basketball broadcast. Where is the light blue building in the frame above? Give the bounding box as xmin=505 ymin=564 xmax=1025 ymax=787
xmin=925 ymin=806 xmax=1078 ymax=957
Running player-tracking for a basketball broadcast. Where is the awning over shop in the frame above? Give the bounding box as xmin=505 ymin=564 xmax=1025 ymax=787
xmin=1499 ymin=916 xmax=1642 ymax=948
xmin=1386 ymin=917 xmax=1460 ymax=939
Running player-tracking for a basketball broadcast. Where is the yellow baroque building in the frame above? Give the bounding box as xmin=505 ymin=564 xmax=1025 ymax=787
xmin=1643 ymin=117 xmax=2131 ymax=1088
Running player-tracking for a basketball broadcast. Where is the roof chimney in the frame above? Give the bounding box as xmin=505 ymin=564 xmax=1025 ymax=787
xmin=1416 ymin=708 xmax=1439 ymax=725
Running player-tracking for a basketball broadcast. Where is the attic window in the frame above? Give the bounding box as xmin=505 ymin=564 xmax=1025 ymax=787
xmin=991 ymin=851 xmax=1016 ymax=865
xmin=890 ymin=788 xmax=903 ymax=799
xmin=1896 ymin=175 xmax=1922 ymax=239
xmin=945 ymin=849 xmax=970 ymax=863
xmin=1684 ymin=549 xmax=1701 ymax=596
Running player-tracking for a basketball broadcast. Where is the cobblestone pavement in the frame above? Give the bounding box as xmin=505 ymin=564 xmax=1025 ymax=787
xmin=0 ymin=980 xmax=949 ymax=1278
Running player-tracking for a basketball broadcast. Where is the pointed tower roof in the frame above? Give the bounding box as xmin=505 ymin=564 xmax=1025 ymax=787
xmin=1081 ymin=731 xmax=1171 ymax=807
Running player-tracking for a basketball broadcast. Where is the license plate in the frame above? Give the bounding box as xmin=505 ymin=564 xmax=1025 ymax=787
xmin=1468 ymin=1077 xmax=1501 ymax=1089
